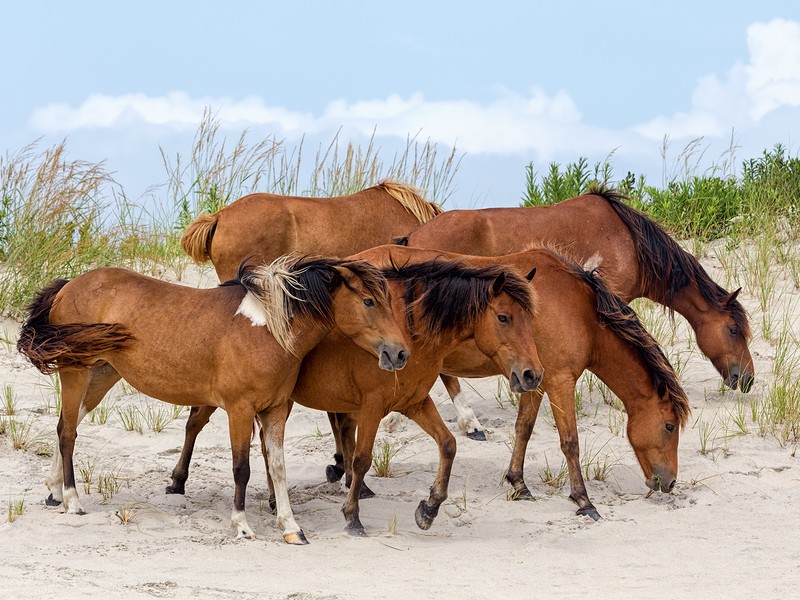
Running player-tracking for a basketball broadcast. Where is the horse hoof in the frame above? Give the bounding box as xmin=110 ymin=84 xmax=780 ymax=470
xmin=510 ymin=487 xmax=534 ymax=501
xmin=45 ymin=494 xmax=61 ymax=507
xmin=577 ymin=506 xmax=602 ymax=521
xmin=345 ymin=521 xmax=367 ymax=537
xmin=165 ymin=483 xmax=185 ymax=495
xmin=325 ymin=464 xmax=345 ymax=483
xmin=466 ymin=429 xmax=486 ymax=441
xmin=359 ymin=484 xmax=376 ymax=500
xmin=414 ymin=500 xmax=438 ymax=530
xmin=283 ymin=530 xmax=309 ymax=545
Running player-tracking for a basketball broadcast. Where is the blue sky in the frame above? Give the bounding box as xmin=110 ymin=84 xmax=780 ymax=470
xmin=3 ymin=2 xmax=799 ymax=208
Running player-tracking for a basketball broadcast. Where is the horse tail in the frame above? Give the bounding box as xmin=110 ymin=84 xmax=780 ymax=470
xmin=587 ymin=182 xmax=686 ymax=304
xmin=181 ymin=212 xmax=219 ymax=264
xmin=17 ymin=280 xmax=134 ymax=375
xmin=378 ymin=180 xmax=443 ymax=224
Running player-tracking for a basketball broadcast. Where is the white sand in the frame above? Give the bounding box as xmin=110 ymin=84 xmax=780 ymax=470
xmin=1 ymin=258 xmax=798 ymax=599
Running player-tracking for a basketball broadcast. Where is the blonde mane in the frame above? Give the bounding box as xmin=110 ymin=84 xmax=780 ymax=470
xmin=235 ymin=256 xmax=306 ymax=354
xmin=378 ymin=180 xmax=443 ymax=224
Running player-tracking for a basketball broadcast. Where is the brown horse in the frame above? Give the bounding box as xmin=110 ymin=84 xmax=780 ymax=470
xmin=17 ymin=256 xmax=409 ymax=544
xmin=400 ymin=183 xmax=751 ymax=438
xmin=167 ymin=246 xmax=545 ymax=536
xmin=181 ymin=180 xmax=442 ymax=281
xmin=325 ymin=246 xmax=691 ymax=520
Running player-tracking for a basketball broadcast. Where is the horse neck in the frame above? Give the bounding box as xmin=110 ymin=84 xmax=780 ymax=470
xmin=286 ymin=318 xmax=335 ymax=358
xmin=588 ymin=327 xmax=659 ymax=415
xmin=662 ymin=284 xmax=715 ymax=332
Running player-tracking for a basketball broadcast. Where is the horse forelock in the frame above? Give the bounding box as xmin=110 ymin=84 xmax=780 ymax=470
xmin=378 ymin=180 xmax=443 ymax=223
xmin=384 ymin=258 xmax=534 ymax=340
xmin=571 ymin=261 xmax=690 ymax=428
xmin=593 ymin=182 xmax=752 ymax=342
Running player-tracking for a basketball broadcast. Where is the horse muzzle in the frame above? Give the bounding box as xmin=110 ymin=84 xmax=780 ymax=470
xmin=724 ymin=365 xmax=755 ymax=393
xmin=646 ymin=470 xmax=677 ymax=494
xmin=509 ymin=368 xmax=543 ymax=393
xmin=378 ymin=342 xmax=410 ymax=372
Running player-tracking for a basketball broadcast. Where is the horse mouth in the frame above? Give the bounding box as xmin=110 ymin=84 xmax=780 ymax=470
xmin=509 ymin=369 xmax=542 ymax=393
xmin=725 ymin=369 xmax=754 ymax=393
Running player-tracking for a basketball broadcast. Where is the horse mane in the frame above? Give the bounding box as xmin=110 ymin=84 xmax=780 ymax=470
xmin=545 ymin=246 xmax=690 ymax=428
xmin=377 ymin=180 xmax=443 ymax=224
xmin=587 ymin=182 xmax=751 ymax=341
xmin=383 ymin=256 xmax=535 ymax=340
xmin=224 ymin=255 xmax=389 ymax=355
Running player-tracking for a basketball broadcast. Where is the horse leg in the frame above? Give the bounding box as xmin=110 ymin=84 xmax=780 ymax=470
xmin=257 ymin=423 xmax=277 ymax=513
xmin=336 ymin=412 xmax=376 ymax=499
xmin=404 ymin=395 xmax=457 ymax=530
xmin=256 ymin=403 xmax=307 ymax=545
xmin=342 ymin=408 xmax=382 ymax=536
xmin=166 ymin=405 xmax=217 ymax=494
xmin=440 ymin=373 xmax=486 ymax=441
xmin=227 ymin=406 xmax=257 ymax=540
xmin=46 ymin=364 xmax=121 ymax=507
xmin=548 ymin=377 xmax=601 ymax=520
xmin=505 ymin=389 xmax=544 ymax=500
xmin=325 ymin=412 xmax=346 ymax=483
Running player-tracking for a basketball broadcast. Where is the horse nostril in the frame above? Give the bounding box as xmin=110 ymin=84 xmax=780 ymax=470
xmin=398 ymin=349 xmax=407 ymax=362
xmin=668 ymin=479 xmax=676 ymax=492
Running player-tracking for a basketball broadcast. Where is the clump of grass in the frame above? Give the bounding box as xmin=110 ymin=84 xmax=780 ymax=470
xmin=115 ymin=504 xmax=135 ymax=525
xmin=89 ymin=398 xmax=114 ymax=425
xmin=78 ymin=459 xmax=95 ymax=495
xmin=8 ymin=418 xmax=39 ymax=450
xmin=117 ymin=405 xmax=143 ymax=433
xmin=98 ymin=471 xmax=122 ymax=501
xmin=6 ymin=499 xmax=25 ymax=523
xmin=142 ymin=401 xmax=175 ymax=433
xmin=2 ymin=384 xmax=16 ymax=415
xmin=538 ymin=454 xmax=568 ymax=489
xmin=387 ymin=514 xmax=398 ymax=534
xmin=372 ymin=440 xmax=398 ymax=478
xmin=0 ymin=140 xmax=118 ymax=316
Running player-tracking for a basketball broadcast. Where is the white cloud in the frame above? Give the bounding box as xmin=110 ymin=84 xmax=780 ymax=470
xmin=28 ymin=19 xmax=800 ymax=162
xmin=635 ymin=18 xmax=800 ymax=141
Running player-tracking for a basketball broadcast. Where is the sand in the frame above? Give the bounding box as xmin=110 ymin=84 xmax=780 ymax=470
xmin=1 ymin=258 xmax=798 ymax=600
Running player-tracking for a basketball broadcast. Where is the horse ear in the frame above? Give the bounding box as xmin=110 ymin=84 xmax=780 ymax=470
xmin=725 ymin=287 xmax=742 ymax=306
xmin=526 ymin=267 xmax=537 ymax=282
xmin=490 ymin=272 xmax=507 ymax=297
xmin=330 ymin=265 xmax=354 ymax=289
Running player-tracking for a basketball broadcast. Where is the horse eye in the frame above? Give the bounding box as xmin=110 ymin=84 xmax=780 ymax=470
xmin=498 ymin=314 xmax=509 ymax=324
xmin=729 ymin=326 xmax=739 ymax=336
xmin=363 ymin=298 xmax=375 ymax=307
xmin=665 ymin=423 xmax=676 ymax=433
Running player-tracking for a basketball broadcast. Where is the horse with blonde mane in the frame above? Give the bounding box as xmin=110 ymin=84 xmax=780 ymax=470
xmin=324 ymin=245 xmax=690 ymax=520
xmin=18 ymin=256 xmax=409 ymax=544
xmin=181 ymin=181 xmax=442 ymax=280
xmin=166 ymin=246 xmax=545 ymax=536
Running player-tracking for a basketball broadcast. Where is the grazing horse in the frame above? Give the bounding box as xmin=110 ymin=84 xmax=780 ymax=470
xmin=326 ymin=246 xmax=691 ymax=519
xmin=17 ymin=257 xmax=409 ymax=544
xmin=181 ymin=180 xmax=442 ymax=281
xmin=167 ymin=246 xmax=545 ymax=536
xmin=400 ymin=183 xmax=751 ymax=438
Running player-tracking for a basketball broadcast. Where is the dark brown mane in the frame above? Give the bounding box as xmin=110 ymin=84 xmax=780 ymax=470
xmin=384 ymin=257 xmax=534 ymax=340
xmin=587 ymin=182 xmax=751 ymax=341
xmin=558 ymin=254 xmax=690 ymax=427
xmin=225 ymin=256 xmax=390 ymax=328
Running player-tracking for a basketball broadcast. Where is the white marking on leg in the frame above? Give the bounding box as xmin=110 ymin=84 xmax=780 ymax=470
xmin=265 ymin=439 xmax=302 ymax=539
xmin=453 ymin=391 xmax=484 ymax=434
xmin=231 ymin=509 xmax=256 ymax=539
xmin=235 ymin=292 xmax=268 ymax=326
xmin=62 ymin=487 xmax=85 ymax=514
xmin=46 ymin=446 xmax=64 ymax=502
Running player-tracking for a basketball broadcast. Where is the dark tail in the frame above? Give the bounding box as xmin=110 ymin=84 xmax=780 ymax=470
xmin=17 ymin=279 xmax=134 ymax=374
